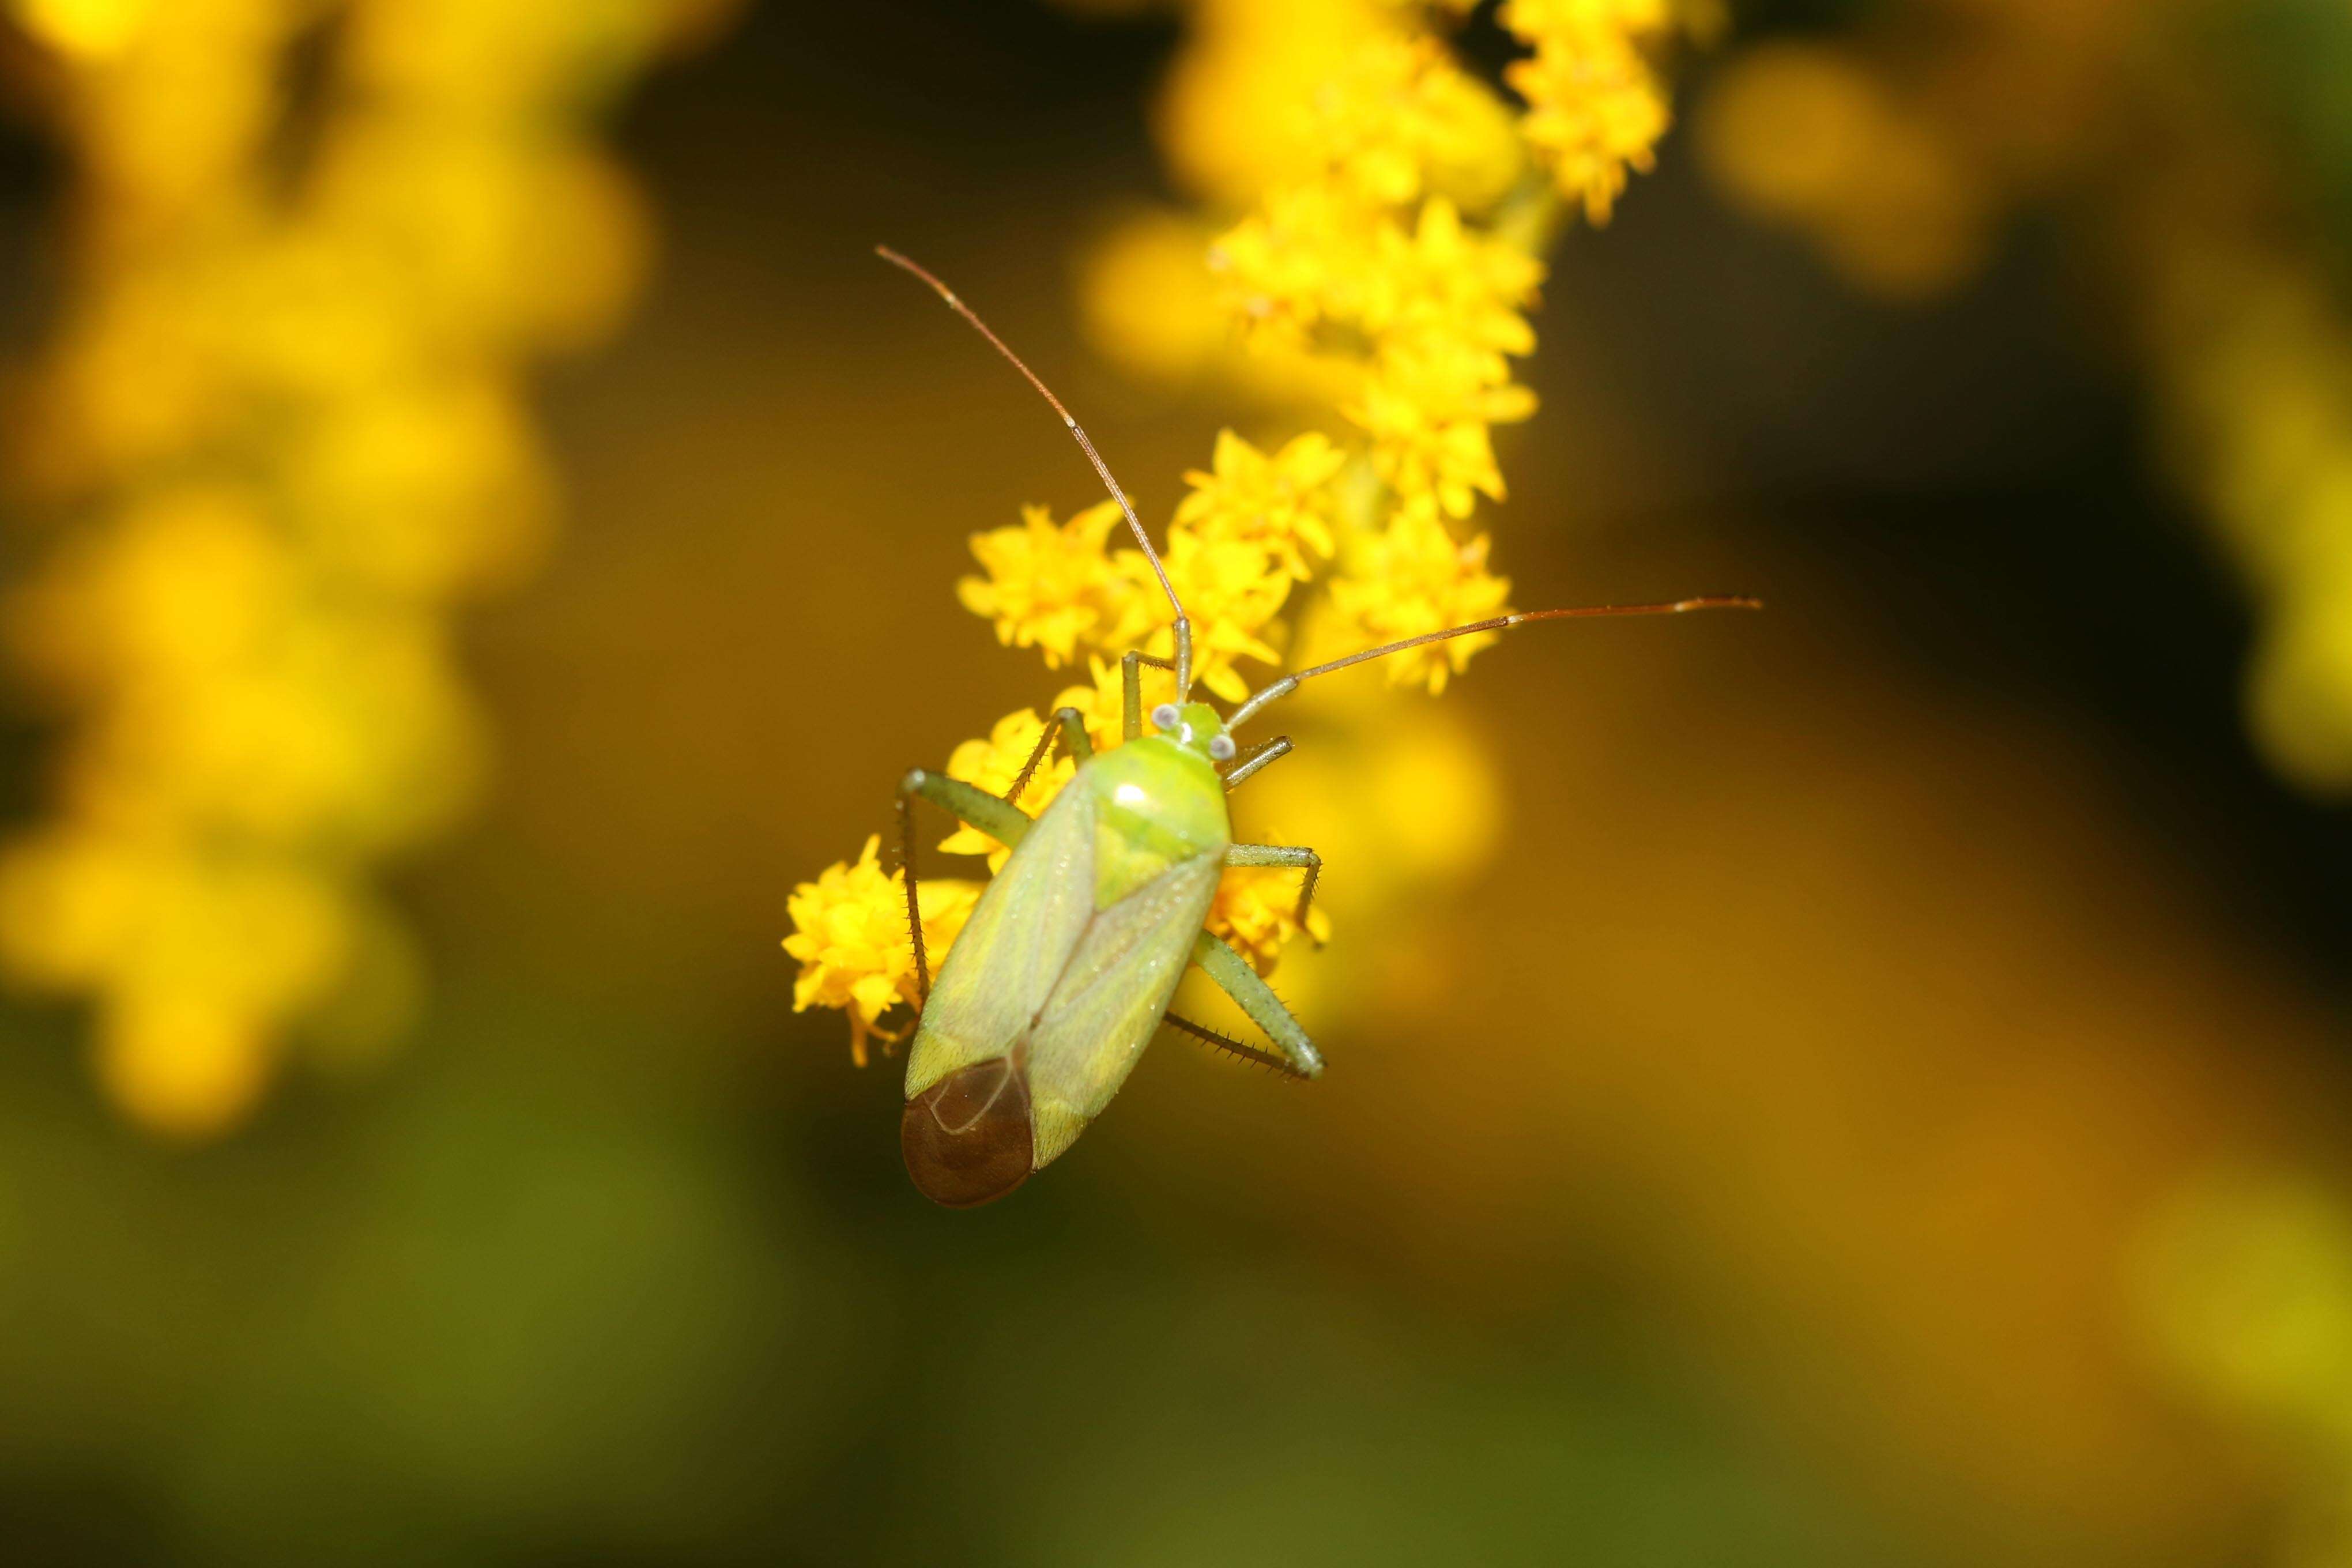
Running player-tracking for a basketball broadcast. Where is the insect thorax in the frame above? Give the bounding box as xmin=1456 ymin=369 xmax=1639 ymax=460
xmin=1082 ymin=736 xmax=1228 ymax=909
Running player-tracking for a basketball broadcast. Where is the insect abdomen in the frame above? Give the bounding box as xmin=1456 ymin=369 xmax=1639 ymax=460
xmin=902 ymin=1054 xmax=1034 ymax=1207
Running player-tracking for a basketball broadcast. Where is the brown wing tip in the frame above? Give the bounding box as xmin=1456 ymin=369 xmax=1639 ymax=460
xmin=902 ymin=1057 xmax=1034 ymax=1208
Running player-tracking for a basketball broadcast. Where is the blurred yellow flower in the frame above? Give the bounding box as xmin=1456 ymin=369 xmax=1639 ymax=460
xmin=1502 ymin=0 xmax=1673 ymax=223
xmin=11 ymin=0 xmax=157 ymax=61
xmin=1326 ymin=496 xmax=1512 ymax=692
xmin=1698 ymin=44 xmax=1989 ymax=301
xmin=1368 ymin=196 xmax=1543 ymax=357
xmin=1311 ymin=35 xmax=1524 ymax=209
xmin=3 ymin=0 xmax=732 ymax=1134
xmin=2138 ymin=1170 xmax=2352 ymax=1427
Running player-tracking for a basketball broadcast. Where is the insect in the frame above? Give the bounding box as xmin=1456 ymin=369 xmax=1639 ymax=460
xmin=877 ymin=246 xmax=1757 ymax=1207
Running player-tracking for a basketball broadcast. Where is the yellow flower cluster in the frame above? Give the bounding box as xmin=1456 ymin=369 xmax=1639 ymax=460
xmin=2138 ymin=1170 xmax=2352 ymax=1562
xmin=784 ymin=838 xmax=978 ymax=1068
xmin=0 ymin=0 xmax=728 ymax=1136
xmin=1501 ymin=0 xmax=1678 ymax=223
xmin=954 ymin=436 xmax=1341 ymax=704
xmin=2150 ymin=248 xmax=2352 ymax=793
xmin=789 ymin=0 xmax=1691 ymax=1057
xmin=1697 ymin=43 xmax=1991 ymax=301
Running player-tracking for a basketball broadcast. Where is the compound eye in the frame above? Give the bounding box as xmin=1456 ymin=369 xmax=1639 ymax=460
xmin=1208 ymin=734 xmax=1237 ymax=762
xmin=1149 ymin=703 xmax=1180 ymax=732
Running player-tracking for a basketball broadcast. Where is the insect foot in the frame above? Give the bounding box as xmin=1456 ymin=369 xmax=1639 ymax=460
xmin=901 ymin=1056 xmax=1034 ymax=1207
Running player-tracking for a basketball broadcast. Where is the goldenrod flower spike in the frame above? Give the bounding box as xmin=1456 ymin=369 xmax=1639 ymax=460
xmin=794 ymin=1 xmax=1719 ymax=1064
xmin=2 ymin=0 xmax=730 ymax=1134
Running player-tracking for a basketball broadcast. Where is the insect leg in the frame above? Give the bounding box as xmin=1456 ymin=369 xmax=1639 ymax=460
xmin=1162 ymin=1012 xmax=1308 ymax=1078
xmin=895 ymin=787 xmax=929 ymax=1001
xmin=899 ymin=768 xmax=1032 ymax=849
xmin=896 ymin=767 xmax=1036 ymax=1000
xmin=1004 ymin=706 xmax=1093 ymax=807
xmin=1224 ymin=842 xmax=1322 ymax=945
xmin=1186 ymin=930 xmax=1323 ymax=1079
xmin=1221 ymin=736 xmax=1292 ymax=790
xmin=1121 ymin=650 xmax=1178 ymax=741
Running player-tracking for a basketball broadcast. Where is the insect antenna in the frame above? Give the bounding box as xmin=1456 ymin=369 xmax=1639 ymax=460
xmin=875 ymin=245 xmax=1196 ymax=699
xmin=1224 ymin=595 xmax=1763 ymax=730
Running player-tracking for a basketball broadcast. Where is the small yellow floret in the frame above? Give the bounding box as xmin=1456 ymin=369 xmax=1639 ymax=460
xmin=1502 ymin=0 xmax=1675 ymax=37
xmin=957 ymin=499 xmax=1134 ymax=667
xmin=1175 ymin=428 xmax=1346 ymax=581
xmin=1108 ymin=530 xmax=1294 ymax=704
xmin=1505 ymin=26 xmax=1671 ymax=224
xmin=1208 ymin=865 xmax=1332 ymax=977
xmin=1309 ymin=36 xmax=1524 ymax=210
xmin=1352 ymin=334 xmax=1537 ymax=519
xmin=1326 ymin=496 xmax=1512 ymax=692
xmin=941 ymin=707 xmax=1074 ymax=867
xmin=1368 ymin=197 xmax=1543 ymax=359
xmin=783 ymin=835 xmax=979 ymax=1065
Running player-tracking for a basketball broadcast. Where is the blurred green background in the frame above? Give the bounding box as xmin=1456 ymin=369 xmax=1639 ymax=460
xmin=3 ymin=0 xmax=2352 ymax=1562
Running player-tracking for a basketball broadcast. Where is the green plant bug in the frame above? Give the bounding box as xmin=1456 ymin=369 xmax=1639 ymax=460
xmin=876 ymin=247 xmax=1758 ymax=1208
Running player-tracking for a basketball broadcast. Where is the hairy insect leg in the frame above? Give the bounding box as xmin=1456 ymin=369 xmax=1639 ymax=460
xmin=1226 ymin=842 xmax=1322 ymax=945
xmin=1163 ymin=1012 xmax=1307 ymax=1078
xmin=1222 ymin=736 xmax=1292 ymax=790
xmin=895 ymin=768 xmax=1037 ymax=1000
xmin=1121 ymin=650 xmax=1178 ymax=741
xmin=1186 ymin=930 xmax=1323 ymax=1079
xmin=1005 ymin=706 xmax=1093 ymax=807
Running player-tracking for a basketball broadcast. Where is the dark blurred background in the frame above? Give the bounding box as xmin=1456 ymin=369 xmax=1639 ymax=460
xmin=1 ymin=0 xmax=2349 ymax=1562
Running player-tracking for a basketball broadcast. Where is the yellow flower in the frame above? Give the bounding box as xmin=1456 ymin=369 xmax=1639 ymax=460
xmin=1502 ymin=0 xmax=1675 ymax=38
xmin=1309 ymin=35 xmax=1524 ymax=210
xmin=1209 ymin=180 xmax=1375 ymax=348
xmin=1325 ymin=495 xmax=1512 ymax=692
xmin=956 ymin=499 xmax=1135 ymax=667
xmin=1369 ymin=197 xmax=1543 ymax=359
xmin=1695 ymin=45 xmax=1990 ymax=301
xmin=1175 ymin=428 xmax=1346 ymax=580
xmin=1207 ymin=865 xmax=1332 ymax=976
xmin=1506 ymin=26 xmax=1671 ymax=224
xmin=1108 ymin=530 xmax=1294 ymax=703
xmin=1352 ymin=335 xmax=1537 ymax=518
xmin=6 ymin=0 xmax=734 ymax=1134
xmin=942 ymin=707 xmax=1075 ymax=867
xmin=794 ymin=0 xmax=1701 ymax=1045
xmin=783 ymin=835 xmax=980 ymax=1066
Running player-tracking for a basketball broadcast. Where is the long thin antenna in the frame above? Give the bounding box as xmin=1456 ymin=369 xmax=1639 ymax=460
xmin=1224 ymin=596 xmax=1763 ymax=730
xmin=875 ymin=245 xmax=1195 ymax=698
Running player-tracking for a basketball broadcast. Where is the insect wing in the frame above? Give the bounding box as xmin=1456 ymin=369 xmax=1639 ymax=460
xmin=905 ymin=777 xmax=1095 ymax=1098
xmin=1024 ymin=851 xmax=1221 ymax=1166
